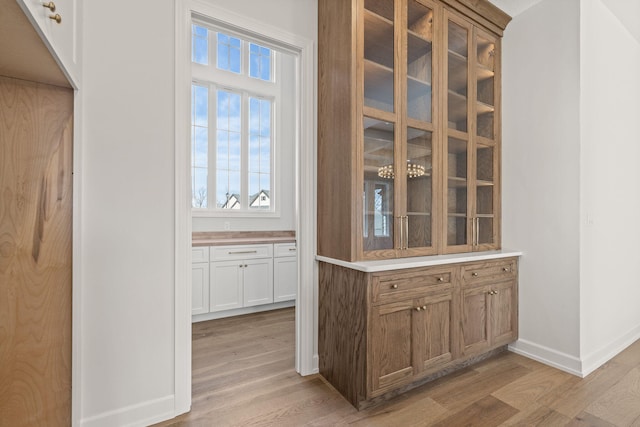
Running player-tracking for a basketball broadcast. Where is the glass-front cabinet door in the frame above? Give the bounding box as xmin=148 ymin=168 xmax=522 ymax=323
xmin=445 ymin=14 xmax=472 ymax=252
xmin=404 ymin=0 xmax=436 ymax=256
xmin=361 ymin=0 xmax=437 ymax=259
xmin=474 ymin=29 xmax=500 ymax=249
xmin=444 ymin=13 xmax=500 ymax=253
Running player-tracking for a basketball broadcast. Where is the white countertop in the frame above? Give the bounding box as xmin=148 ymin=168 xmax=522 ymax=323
xmin=316 ymin=249 xmax=523 ymax=273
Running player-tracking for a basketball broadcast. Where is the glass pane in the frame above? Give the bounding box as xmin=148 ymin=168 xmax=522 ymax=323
xmin=477 ymin=35 xmax=496 ymax=139
xmin=476 ymin=145 xmax=494 ymax=182
xmin=248 ymin=97 xmax=272 ymax=209
xmin=447 ymin=136 xmax=468 ymax=246
xmin=363 ymin=117 xmax=394 ymax=251
xmin=191 ymin=84 xmax=208 ymax=207
xmin=406 ymin=128 xmax=432 ymax=248
xmin=216 ymin=90 xmax=242 ymax=209
xmin=249 ymin=43 xmax=272 ymax=81
xmin=448 ymin=20 xmax=468 ymax=132
xmin=192 ymin=25 xmax=208 ymax=65
xmin=364 ymin=1 xmax=394 ymax=112
xmin=477 ymin=143 xmax=494 ymax=244
xmin=407 ymin=0 xmax=433 ymax=122
xmin=477 ymin=217 xmax=494 ymax=244
xmin=217 ymin=33 xmax=241 ymax=73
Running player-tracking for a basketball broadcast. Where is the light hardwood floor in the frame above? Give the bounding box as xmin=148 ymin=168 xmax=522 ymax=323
xmin=154 ymin=308 xmax=640 ymax=426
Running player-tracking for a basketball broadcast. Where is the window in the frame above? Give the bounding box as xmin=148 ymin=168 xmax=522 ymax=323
xmin=191 ymin=22 xmax=279 ymax=213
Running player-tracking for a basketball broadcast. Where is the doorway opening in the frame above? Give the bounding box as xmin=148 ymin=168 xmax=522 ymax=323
xmin=174 ymin=1 xmax=316 ymax=415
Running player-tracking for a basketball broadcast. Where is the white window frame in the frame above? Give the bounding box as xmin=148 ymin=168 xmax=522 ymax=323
xmin=191 ymin=19 xmax=284 ymax=217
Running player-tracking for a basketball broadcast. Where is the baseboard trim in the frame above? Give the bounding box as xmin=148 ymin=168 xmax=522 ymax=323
xmin=80 ymin=395 xmax=175 ymax=427
xmin=580 ymin=324 xmax=640 ymax=377
xmin=192 ymin=300 xmax=295 ymax=323
xmin=508 ymin=339 xmax=582 ymax=377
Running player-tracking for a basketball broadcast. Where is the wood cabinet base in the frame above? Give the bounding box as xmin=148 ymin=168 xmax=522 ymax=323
xmin=319 ymin=257 xmax=518 ymax=409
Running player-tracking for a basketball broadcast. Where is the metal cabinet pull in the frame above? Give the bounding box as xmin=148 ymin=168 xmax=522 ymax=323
xmin=391 ymin=284 xmax=398 ymax=289
xmin=49 ymin=13 xmax=61 ymax=23
xmin=229 ymin=250 xmax=257 ymax=255
xmin=43 ymin=1 xmax=56 ymax=11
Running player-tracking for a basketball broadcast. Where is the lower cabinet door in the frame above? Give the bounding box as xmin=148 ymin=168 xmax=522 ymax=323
xmin=461 ymin=285 xmax=491 ymax=356
xmin=414 ymin=291 xmax=455 ymax=373
xmin=274 ymin=257 xmax=297 ymax=302
xmin=490 ymin=280 xmax=517 ymax=346
xmin=210 ymin=260 xmax=243 ymax=312
xmin=243 ymin=258 xmax=274 ymax=307
xmin=370 ymin=300 xmax=415 ymax=396
xmin=192 ymin=262 xmax=210 ymax=315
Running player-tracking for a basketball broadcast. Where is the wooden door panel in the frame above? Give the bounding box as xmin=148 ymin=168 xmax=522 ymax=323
xmin=414 ymin=292 xmax=454 ymax=372
xmin=370 ymin=301 xmax=414 ymax=394
xmin=461 ymin=286 xmax=489 ymax=355
xmin=0 ymin=76 xmax=73 ymax=426
xmin=491 ymin=281 xmax=516 ymax=345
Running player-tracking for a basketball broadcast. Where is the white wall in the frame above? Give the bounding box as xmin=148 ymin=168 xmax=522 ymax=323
xmin=579 ymin=0 xmax=640 ymax=374
xmin=80 ymin=0 xmax=176 ymax=424
xmin=78 ymin=0 xmax=316 ymax=425
xmin=502 ymin=0 xmax=583 ymax=372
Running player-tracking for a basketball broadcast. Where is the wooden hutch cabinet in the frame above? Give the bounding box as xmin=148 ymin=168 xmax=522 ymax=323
xmin=318 ymin=0 xmax=517 ymax=410
xmin=318 ymin=0 xmax=510 ymax=261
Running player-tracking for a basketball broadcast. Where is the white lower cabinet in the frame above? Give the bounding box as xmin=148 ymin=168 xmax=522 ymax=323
xmin=274 ymin=243 xmax=297 ymax=302
xmin=209 ymin=260 xmax=243 ymax=312
xmin=242 ymin=258 xmax=273 ymax=307
xmin=192 ymin=242 xmax=295 ymax=317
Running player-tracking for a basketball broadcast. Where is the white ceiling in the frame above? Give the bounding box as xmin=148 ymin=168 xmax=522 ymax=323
xmin=487 ymin=0 xmax=544 ymax=18
xmin=489 ymin=0 xmax=640 ymax=44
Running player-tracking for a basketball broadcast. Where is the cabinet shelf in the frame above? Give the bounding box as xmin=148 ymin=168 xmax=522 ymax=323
xmin=364 ymin=10 xmax=394 ymax=69
xmin=448 ymin=50 xmax=495 ymax=92
xmin=408 ymin=31 xmax=433 ymax=64
xmin=448 ymin=90 xmax=494 ymax=124
xmin=447 ymin=213 xmax=467 ymax=217
xmin=476 ymin=179 xmax=494 ymax=187
xmin=365 ymin=60 xmax=433 ymax=108
xmin=448 ymin=176 xmax=468 ymax=188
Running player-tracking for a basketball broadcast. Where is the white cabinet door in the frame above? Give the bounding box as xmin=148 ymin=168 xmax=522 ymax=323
xmin=210 ymin=260 xmax=243 ymax=312
xmin=274 ymin=257 xmax=297 ymax=302
xmin=191 ymin=262 xmax=209 ymax=315
xmin=243 ymin=258 xmax=273 ymax=307
xmin=16 ymin=0 xmax=80 ymax=86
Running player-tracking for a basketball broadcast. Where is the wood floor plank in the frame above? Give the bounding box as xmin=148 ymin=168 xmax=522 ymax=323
xmin=498 ymin=402 xmax=571 ymax=426
xmin=153 ymin=310 xmax=640 ymax=427
xmin=491 ymin=364 xmax=575 ymax=410
xmin=565 ymin=411 xmax=618 ymax=427
xmin=583 ymin=366 xmax=640 ymax=426
xmin=546 ymin=360 xmax=634 ymax=419
xmin=431 ymin=395 xmax=518 ymax=427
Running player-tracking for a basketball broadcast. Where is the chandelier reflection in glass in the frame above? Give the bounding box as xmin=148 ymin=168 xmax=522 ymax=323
xmin=378 ymin=160 xmax=426 ymax=179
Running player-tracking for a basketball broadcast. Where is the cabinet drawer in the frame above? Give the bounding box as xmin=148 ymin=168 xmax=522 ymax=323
xmin=461 ymin=258 xmax=517 ymax=286
xmin=274 ymin=243 xmax=297 ymax=258
xmin=192 ymin=246 xmax=210 ymax=263
xmin=372 ymin=268 xmax=453 ymax=305
xmin=210 ymin=244 xmax=273 ymax=261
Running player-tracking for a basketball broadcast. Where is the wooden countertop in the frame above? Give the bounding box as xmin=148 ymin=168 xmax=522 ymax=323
xmin=192 ymin=230 xmax=296 ymax=247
